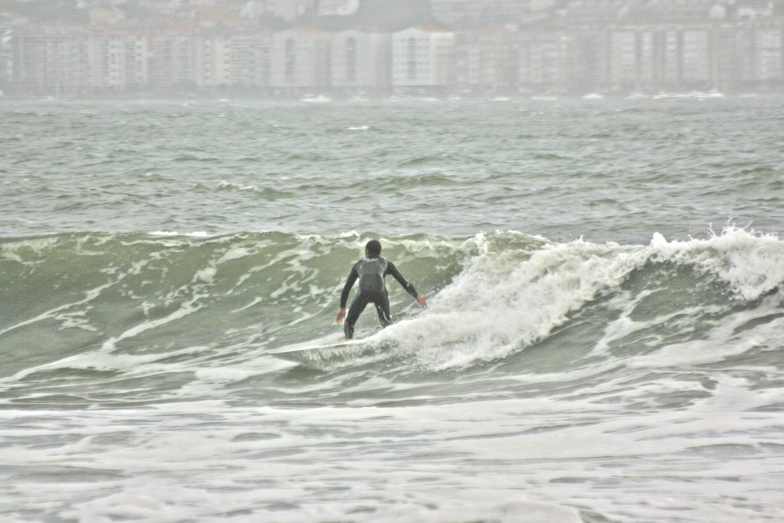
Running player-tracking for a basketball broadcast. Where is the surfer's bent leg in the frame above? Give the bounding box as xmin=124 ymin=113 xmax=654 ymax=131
xmin=373 ymin=292 xmax=391 ymax=328
xmin=344 ymin=293 xmax=370 ymax=340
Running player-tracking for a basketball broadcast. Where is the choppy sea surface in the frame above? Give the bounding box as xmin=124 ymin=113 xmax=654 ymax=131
xmin=1 ymin=97 xmax=784 ymax=522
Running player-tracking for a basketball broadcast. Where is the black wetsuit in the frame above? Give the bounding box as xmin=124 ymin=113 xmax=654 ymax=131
xmin=340 ymin=255 xmax=419 ymax=340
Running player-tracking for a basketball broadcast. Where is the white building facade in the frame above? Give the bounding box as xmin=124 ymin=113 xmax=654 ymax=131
xmin=270 ymin=28 xmax=331 ymax=94
xmin=515 ymin=32 xmax=572 ymax=93
xmin=12 ymin=30 xmax=150 ymax=94
xmin=331 ymin=30 xmax=391 ymax=94
xmin=755 ymin=28 xmax=783 ymax=86
xmin=392 ymin=27 xmax=455 ymax=93
xmin=228 ymin=33 xmax=272 ymax=89
xmin=454 ymin=27 xmax=515 ymax=94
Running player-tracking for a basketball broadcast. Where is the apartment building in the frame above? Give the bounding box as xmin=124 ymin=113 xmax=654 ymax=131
xmin=602 ymin=25 xmax=782 ymax=93
xmin=331 ymin=30 xmax=391 ymax=95
xmin=453 ymin=27 xmax=515 ymax=94
xmin=515 ymin=32 xmax=573 ymax=93
xmin=85 ymin=34 xmax=149 ymax=91
xmin=200 ymin=35 xmax=231 ymax=88
xmin=755 ymin=28 xmax=783 ymax=88
xmin=270 ymin=28 xmax=331 ymax=95
xmin=0 ymin=49 xmax=8 ymax=93
xmin=149 ymin=35 xmax=199 ymax=89
xmin=12 ymin=29 xmax=81 ymax=95
xmin=152 ymin=32 xmax=273 ymax=91
xmin=228 ymin=33 xmax=272 ymax=90
xmin=11 ymin=28 xmax=149 ymax=95
xmin=681 ymin=29 xmax=712 ymax=86
xmin=392 ymin=27 xmax=455 ymax=93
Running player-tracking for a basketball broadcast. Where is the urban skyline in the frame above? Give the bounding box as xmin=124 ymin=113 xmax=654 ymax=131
xmin=1 ymin=0 xmax=783 ymax=97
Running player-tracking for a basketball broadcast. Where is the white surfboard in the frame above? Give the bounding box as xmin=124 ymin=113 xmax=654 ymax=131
xmin=269 ymin=339 xmax=367 ymax=364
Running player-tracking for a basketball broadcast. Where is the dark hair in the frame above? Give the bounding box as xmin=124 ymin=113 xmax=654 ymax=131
xmin=365 ymin=239 xmax=382 ymax=257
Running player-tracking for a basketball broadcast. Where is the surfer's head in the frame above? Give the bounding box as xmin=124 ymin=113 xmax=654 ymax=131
xmin=365 ymin=240 xmax=382 ymax=258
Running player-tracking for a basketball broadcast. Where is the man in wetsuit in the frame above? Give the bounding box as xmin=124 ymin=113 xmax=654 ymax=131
xmin=335 ymin=240 xmax=427 ymax=340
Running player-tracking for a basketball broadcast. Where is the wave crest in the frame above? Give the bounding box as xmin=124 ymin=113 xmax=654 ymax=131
xmin=1 ymin=228 xmax=782 ymax=376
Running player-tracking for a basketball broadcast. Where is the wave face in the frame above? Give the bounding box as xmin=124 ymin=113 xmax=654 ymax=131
xmin=2 ymin=226 xmax=782 ymax=381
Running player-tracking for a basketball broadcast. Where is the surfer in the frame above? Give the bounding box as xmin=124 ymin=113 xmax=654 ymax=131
xmin=335 ymin=240 xmax=427 ymax=340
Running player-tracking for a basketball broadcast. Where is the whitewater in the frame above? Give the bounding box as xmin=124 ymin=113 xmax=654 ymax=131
xmin=1 ymin=98 xmax=784 ymax=522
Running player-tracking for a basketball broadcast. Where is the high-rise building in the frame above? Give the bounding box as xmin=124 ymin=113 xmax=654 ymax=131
xmin=89 ymin=34 xmax=149 ymax=91
xmin=228 ymin=33 xmax=272 ymax=90
xmin=270 ymin=28 xmax=331 ymax=95
xmin=331 ymin=30 xmax=391 ymax=95
xmin=392 ymin=27 xmax=455 ymax=93
xmin=454 ymin=27 xmax=515 ymax=94
xmin=515 ymin=32 xmax=572 ymax=93
xmin=12 ymin=29 xmax=85 ymax=95
xmin=150 ymin=35 xmax=199 ymax=90
xmin=755 ymin=28 xmax=783 ymax=88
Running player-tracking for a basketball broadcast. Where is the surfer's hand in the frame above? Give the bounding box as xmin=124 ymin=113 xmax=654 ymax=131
xmin=417 ymin=295 xmax=428 ymax=309
xmin=335 ymin=308 xmax=347 ymax=324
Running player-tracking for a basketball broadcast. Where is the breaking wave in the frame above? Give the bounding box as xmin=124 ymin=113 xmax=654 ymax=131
xmin=1 ymin=227 xmax=781 ymax=381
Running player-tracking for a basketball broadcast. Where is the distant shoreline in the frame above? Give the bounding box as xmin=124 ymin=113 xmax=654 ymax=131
xmin=0 ymin=91 xmax=779 ymax=102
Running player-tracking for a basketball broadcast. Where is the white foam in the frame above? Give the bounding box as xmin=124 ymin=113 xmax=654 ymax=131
xmin=380 ymin=234 xmax=642 ymax=369
xmin=648 ymin=227 xmax=784 ymax=300
xmin=371 ymin=228 xmax=784 ymax=370
xmin=217 ymin=180 xmax=259 ymax=192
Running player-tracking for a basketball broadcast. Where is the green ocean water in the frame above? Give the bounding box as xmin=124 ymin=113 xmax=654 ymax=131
xmin=3 ymin=98 xmax=783 ymax=240
xmin=1 ymin=98 xmax=784 ymax=522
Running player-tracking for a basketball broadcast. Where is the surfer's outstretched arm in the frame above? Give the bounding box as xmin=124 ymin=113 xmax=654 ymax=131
xmin=387 ymin=261 xmax=427 ymax=308
xmin=336 ymin=265 xmax=359 ymax=324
